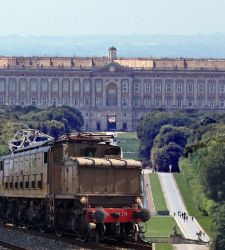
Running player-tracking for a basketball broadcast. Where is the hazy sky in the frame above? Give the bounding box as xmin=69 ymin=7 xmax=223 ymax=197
xmin=0 ymin=0 xmax=225 ymax=36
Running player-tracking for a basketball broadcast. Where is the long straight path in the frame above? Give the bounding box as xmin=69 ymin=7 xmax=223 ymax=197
xmin=158 ymin=173 xmax=210 ymax=242
xmin=142 ymin=169 xmax=156 ymax=215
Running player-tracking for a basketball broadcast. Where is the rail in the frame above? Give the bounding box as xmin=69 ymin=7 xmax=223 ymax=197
xmin=0 ymin=240 xmax=27 ymax=250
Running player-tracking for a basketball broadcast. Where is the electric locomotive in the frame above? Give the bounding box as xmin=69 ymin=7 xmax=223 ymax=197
xmin=0 ymin=129 xmax=150 ymax=241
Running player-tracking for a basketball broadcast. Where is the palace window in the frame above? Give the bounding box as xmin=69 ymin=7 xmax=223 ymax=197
xmin=198 ymin=81 xmax=205 ymax=93
xmin=122 ymin=79 xmax=129 ymax=93
xmin=188 ymin=100 xmax=193 ymax=107
xmin=31 ymin=98 xmax=36 ymax=106
xmin=42 ymin=98 xmax=47 ymax=106
xmin=166 ymin=81 xmax=172 ymax=92
xmin=198 ymin=99 xmax=204 ymax=107
xmin=96 ymin=98 xmax=102 ymax=107
xmin=219 ymin=80 xmax=225 ymax=93
xmin=176 ymin=80 xmax=183 ymax=92
xmin=52 ymin=98 xmax=57 ymax=106
xmin=187 ymin=83 xmax=193 ymax=92
xmin=84 ymin=97 xmax=90 ymax=106
xmin=209 ymin=100 xmax=214 ymax=108
xmin=220 ymin=99 xmax=224 ymax=107
xmin=73 ymin=79 xmax=80 ymax=92
xmin=133 ymin=98 xmax=140 ymax=107
xmin=0 ymin=97 xmax=4 ymax=105
xmin=41 ymin=79 xmax=48 ymax=92
xmin=133 ymin=80 xmax=140 ymax=93
xmin=19 ymin=78 xmax=27 ymax=93
xmin=155 ymin=98 xmax=161 ymax=107
xmin=107 ymin=83 xmax=117 ymax=106
xmin=9 ymin=78 xmax=16 ymax=92
xmin=208 ymin=82 xmax=215 ymax=93
xmin=30 ymin=78 xmax=37 ymax=92
xmin=177 ymin=99 xmax=182 ymax=107
xmin=74 ymin=97 xmax=79 ymax=106
xmin=166 ymin=98 xmax=172 ymax=107
xmin=10 ymin=97 xmax=15 ymax=105
xmin=0 ymin=79 xmax=5 ymax=92
xmin=96 ymin=79 xmax=103 ymax=93
xmin=122 ymin=98 xmax=128 ymax=107
xmin=144 ymin=98 xmax=151 ymax=107
xmin=144 ymin=80 xmax=151 ymax=92
xmin=84 ymin=79 xmax=91 ymax=93
xmin=63 ymin=97 xmax=69 ymax=106
xmin=154 ymin=80 xmax=162 ymax=92
xmin=62 ymin=79 xmax=70 ymax=92
xmin=52 ymin=79 xmax=59 ymax=92
xmin=20 ymin=97 xmax=25 ymax=106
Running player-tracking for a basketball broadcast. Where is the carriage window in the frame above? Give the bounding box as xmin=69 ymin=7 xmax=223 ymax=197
xmin=0 ymin=161 xmax=3 ymax=171
xmin=38 ymin=180 xmax=42 ymax=189
xmin=44 ymin=152 xmax=48 ymax=164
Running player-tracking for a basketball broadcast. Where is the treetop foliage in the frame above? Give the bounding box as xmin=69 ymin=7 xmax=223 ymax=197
xmin=0 ymin=106 xmax=84 ymax=156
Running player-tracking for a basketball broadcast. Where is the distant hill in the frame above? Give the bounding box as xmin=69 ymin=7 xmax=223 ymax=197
xmin=1 ymin=34 xmax=225 ymax=58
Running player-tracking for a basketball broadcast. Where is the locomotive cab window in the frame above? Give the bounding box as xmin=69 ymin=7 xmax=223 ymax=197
xmin=83 ymin=148 xmax=96 ymax=157
xmin=105 ymin=147 xmax=121 ymax=156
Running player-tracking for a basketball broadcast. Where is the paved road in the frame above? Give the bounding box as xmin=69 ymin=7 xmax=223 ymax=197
xmin=173 ymin=244 xmax=209 ymax=250
xmin=158 ymin=173 xmax=210 ymax=242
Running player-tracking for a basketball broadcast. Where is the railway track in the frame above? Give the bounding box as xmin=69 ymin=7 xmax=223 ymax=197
xmin=0 ymin=240 xmax=26 ymax=250
xmin=0 ymin=223 xmax=152 ymax=249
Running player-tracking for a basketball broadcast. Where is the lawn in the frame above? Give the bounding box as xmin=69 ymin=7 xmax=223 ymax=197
xmin=156 ymin=243 xmax=173 ymax=250
xmin=116 ymin=132 xmax=139 ymax=160
xmin=149 ymin=173 xmax=168 ymax=212
xmin=173 ymin=173 xmax=212 ymax=236
xmin=145 ymin=216 xmax=181 ymax=237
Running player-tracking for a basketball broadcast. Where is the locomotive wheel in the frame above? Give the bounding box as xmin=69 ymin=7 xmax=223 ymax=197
xmin=55 ymin=229 xmax=63 ymax=238
xmin=39 ymin=224 xmax=47 ymax=233
xmin=96 ymin=222 xmax=105 ymax=243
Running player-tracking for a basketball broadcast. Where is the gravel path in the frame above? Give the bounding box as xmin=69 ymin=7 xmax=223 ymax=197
xmin=0 ymin=226 xmax=79 ymax=250
xmin=142 ymin=169 xmax=156 ymax=215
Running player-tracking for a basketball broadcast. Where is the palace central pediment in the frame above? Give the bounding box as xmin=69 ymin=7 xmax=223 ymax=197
xmin=91 ymin=61 xmax=131 ymax=74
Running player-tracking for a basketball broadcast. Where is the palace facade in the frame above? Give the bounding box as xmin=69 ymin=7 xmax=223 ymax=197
xmin=0 ymin=47 xmax=225 ymax=131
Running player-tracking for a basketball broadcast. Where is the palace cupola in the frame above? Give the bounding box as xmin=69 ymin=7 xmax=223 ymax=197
xmin=108 ymin=46 xmax=117 ymax=60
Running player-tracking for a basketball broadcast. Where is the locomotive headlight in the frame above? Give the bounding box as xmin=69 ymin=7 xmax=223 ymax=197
xmin=135 ymin=197 xmax=143 ymax=207
xmin=80 ymin=196 xmax=88 ymax=204
xmin=136 ymin=197 xmax=141 ymax=204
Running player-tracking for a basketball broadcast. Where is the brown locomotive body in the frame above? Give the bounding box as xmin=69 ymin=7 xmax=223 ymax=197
xmin=0 ymin=130 xmax=150 ymax=241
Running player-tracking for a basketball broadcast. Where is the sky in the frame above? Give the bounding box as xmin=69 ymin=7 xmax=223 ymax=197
xmin=0 ymin=0 xmax=225 ymax=36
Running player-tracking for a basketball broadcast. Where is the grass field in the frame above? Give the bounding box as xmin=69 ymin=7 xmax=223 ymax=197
xmin=149 ymin=173 xmax=168 ymax=212
xmin=156 ymin=243 xmax=173 ymax=250
xmin=116 ymin=132 xmax=139 ymax=160
xmin=173 ymin=173 xmax=212 ymax=236
xmin=145 ymin=216 xmax=181 ymax=237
